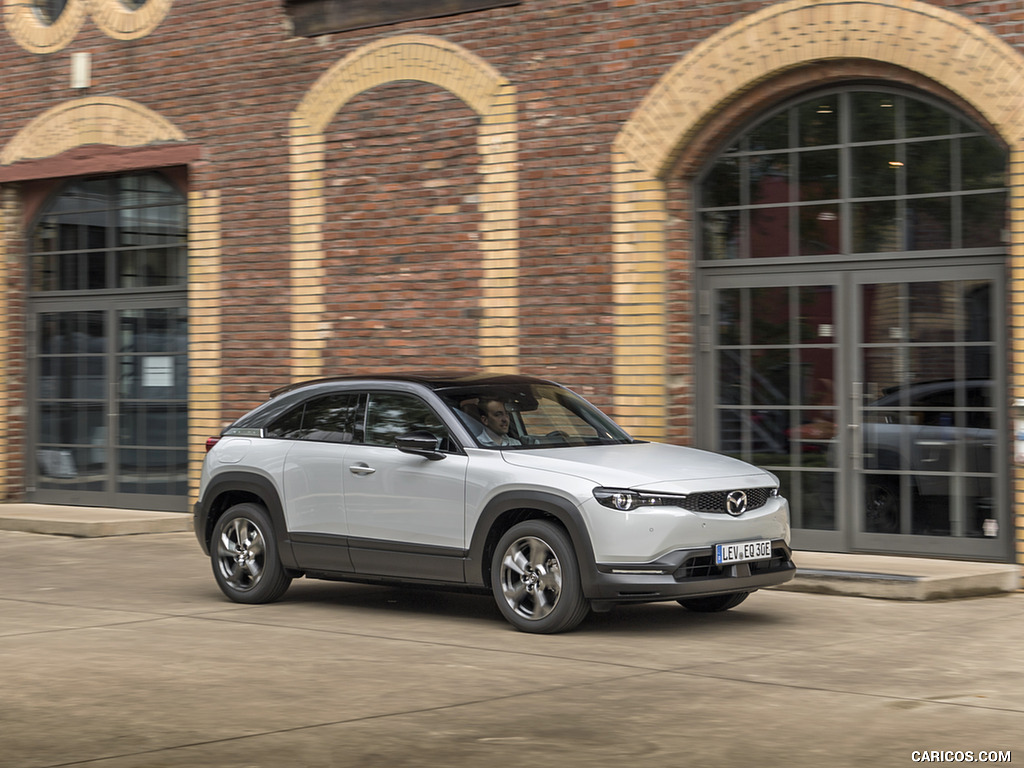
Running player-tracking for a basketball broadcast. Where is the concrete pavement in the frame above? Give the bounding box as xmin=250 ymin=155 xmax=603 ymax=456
xmin=0 ymin=502 xmax=1018 ymax=601
xmin=0 ymin=528 xmax=1021 ymax=768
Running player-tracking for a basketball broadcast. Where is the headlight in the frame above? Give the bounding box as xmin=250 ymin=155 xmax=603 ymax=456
xmin=593 ymin=487 xmax=688 ymax=511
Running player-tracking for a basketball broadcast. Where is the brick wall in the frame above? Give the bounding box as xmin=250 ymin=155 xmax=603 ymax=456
xmin=1 ymin=0 xmax=1023 ymax=560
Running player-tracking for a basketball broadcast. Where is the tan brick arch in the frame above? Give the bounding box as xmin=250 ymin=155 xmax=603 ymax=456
xmin=611 ymin=0 xmax=1024 ymax=440
xmin=289 ymin=34 xmax=519 ymax=379
xmin=0 ymin=96 xmax=186 ymax=165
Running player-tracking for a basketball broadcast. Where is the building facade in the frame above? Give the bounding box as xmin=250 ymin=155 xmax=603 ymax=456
xmin=0 ymin=0 xmax=1021 ymax=564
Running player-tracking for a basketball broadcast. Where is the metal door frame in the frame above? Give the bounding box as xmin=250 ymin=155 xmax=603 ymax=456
xmin=27 ymin=290 xmax=189 ymax=512
xmin=698 ymin=255 xmax=1011 ymax=561
xmin=847 ymin=261 xmax=1008 ymax=560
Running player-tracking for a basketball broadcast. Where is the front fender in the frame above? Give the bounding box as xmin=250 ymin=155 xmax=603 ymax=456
xmin=465 ymin=490 xmax=600 ymax=594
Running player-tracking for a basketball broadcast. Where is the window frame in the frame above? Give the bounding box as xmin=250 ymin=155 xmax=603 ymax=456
xmin=695 ymin=86 xmax=1008 ymax=263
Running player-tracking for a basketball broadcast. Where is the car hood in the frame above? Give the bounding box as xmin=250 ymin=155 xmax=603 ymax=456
xmin=500 ymin=442 xmax=775 ymax=493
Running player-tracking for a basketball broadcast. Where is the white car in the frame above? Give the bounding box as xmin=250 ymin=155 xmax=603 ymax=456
xmin=193 ymin=373 xmax=794 ymax=633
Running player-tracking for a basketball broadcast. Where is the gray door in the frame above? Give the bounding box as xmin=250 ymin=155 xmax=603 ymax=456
xmin=851 ymin=267 xmax=1005 ymax=558
xmin=702 ymin=262 xmax=1008 ymax=560
xmin=30 ymin=299 xmax=188 ymax=511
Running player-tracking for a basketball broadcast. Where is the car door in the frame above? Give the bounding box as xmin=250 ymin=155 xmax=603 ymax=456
xmin=344 ymin=390 xmax=469 ymax=581
xmin=276 ymin=391 xmax=363 ymax=572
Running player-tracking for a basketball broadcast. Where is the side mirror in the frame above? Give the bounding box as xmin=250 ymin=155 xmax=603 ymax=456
xmin=395 ymin=431 xmax=446 ymax=461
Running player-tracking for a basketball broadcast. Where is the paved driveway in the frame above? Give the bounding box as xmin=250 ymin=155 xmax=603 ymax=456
xmin=1 ymin=530 xmax=1021 ymax=767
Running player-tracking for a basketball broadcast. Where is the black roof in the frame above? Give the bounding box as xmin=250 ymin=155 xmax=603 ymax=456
xmin=269 ymin=371 xmax=556 ymax=399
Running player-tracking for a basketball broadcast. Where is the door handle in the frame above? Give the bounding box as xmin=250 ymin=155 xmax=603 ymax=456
xmin=348 ymin=463 xmax=376 ymax=476
xmin=848 ymin=424 xmax=861 ymax=471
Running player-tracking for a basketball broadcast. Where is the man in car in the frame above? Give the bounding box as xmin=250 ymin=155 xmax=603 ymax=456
xmin=478 ymin=398 xmax=521 ymax=446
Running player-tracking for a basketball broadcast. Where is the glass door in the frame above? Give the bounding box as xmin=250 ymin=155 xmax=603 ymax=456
xmin=703 ymin=263 xmax=1009 ymax=560
xmin=852 ymin=267 xmax=1006 ymax=558
xmin=703 ymin=274 xmax=844 ymax=552
xmin=31 ymin=299 xmax=188 ymax=511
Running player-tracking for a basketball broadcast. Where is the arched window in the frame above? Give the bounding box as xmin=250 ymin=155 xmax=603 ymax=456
xmin=698 ymin=88 xmax=1006 ymax=260
xmin=695 ymin=87 xmax=1009 ymax=560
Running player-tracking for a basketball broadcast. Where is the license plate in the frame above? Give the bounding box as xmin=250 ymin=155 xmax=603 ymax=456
xmin=715 ymin=540 xmax=772 ymax=565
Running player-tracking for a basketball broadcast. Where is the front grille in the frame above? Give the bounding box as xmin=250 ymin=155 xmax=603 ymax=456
xmin=679 ymin=487 xmax=772 ymax=514
xmin=672 ymin=544 xmax=792 ymax=581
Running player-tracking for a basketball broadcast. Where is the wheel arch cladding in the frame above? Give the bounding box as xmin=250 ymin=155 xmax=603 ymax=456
xmin=467 ymin=490 xmax=598 ymax=591
xmin=201 ymin=472 xmax=298 ymax=569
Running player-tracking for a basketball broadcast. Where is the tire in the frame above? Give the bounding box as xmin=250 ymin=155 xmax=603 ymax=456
xmin=211 ymin=502 xmax=292 ymax=604
xmin=677 ymin=591 xmax=750 ymax=612
xmin=491 ymin=519 xmax=590 ymax=634
xmin=865 ymin=478 xmax=900 ymax=533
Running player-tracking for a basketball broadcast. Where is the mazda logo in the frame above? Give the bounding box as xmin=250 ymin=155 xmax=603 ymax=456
xmin=726 ymin=490 xmax=748 ymax=517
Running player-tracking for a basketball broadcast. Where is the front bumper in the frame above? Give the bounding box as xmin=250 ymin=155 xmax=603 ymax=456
xmin=584 ymin=540 xmax=795 ymax=609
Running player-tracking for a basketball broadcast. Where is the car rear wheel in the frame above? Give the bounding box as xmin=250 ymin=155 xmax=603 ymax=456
xmin=492 ymin=520 xmax=590 ymax=634
xmin=211 ymin=502 xmax=292 ymax=604
xmin=677 ymin=591 xmax=749 ymax=612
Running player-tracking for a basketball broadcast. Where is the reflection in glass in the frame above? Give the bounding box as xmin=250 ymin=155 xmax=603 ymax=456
xmin=910 ymin=347 xmax=956 ymax=389
xmin=962 ymin=192 xmax=1006 ymax=248
xmin=750 ymin=207 xmax=790 ymax=258
xmin=794 ymin=409 xmax=837 ymax=467
xmin=961 ymin=136 xmax=1005 ymax=189
xmin=702 ymin=157 xmax=741 ymax=208
xmin=906 ymin=197 xmax=951 ymax=250
xmin=798 ymin=149 xmax=839 ymax=200
xmin=750 ymin=349 xmax=790 ymax=405
xmin=905 ymin=98 xmax=951 ymax=138
xmin=717 ymin=350 xmax=743 ymax=405
xmin=798 ymin=205 xmax=840 ymax=255
xmin=864 ymin=473 xmax=903 ymax=533
xmin=31 ymin=173 xmax=185 ymax=294
xmin=750 ymin=110 xmax=789 ymax=151
xmin=749 ymin=287 xmax=789 ymax=344
xmin=797 ymin=347 xmax=834 ymax=405
xmin=801 ymin=471 xmax=837 ymax=530
xmin=964 ymin=477 xmax=995 ymax=538
xmin=862 ymin=347 xmax=904 ymax=401
xmin=701 ymin=210 xmax=741 ymax=260
xmin=906 ymin=140 xmax=950 ymax=194
xmin=911 ymin=475 xmax=950 ymax=535
xmin=697 ymin=89 xmax=1005 ymax=262
xmin=851 ymin=92 xmax=896 ymax=142
xmin=750 ymin=154 xmax=790 ymax=205
xmin=799 ymin=96 xmax=838 ymax=146
xmin=908 ymin=282 xmax=953 ymax=343
xmin=798 ymin=286 xmax=834 ymax=345
xmin=961 ymin=281 xmax=991 ymax=343
xmin=718 ymin=289 xmax=741 ymax=346
xmin=851 ymin=144 xmax=899 ymax=197
xmin=852 ymin=200 xmax=900 ymax=253
xmin=861 ymin=284 xmax=902 ymax=345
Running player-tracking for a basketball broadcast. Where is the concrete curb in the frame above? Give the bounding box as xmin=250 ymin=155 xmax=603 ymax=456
xmin=0 ymin=505 xmax=1019 ymax=600
xmin=776 ymin=551 xmax=1021 ymax=600
xmin=0 ymin=504 xmax=191 ymax=537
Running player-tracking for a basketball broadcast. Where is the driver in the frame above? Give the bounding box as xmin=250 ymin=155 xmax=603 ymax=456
xmin=477 ymin=398 xmax=521 ymax=446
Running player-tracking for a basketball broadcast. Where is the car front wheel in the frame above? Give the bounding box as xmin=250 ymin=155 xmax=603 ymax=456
xmin=491 ymin=520 xmax=590 ymax=634
xmin=211 ymin=502 xmax=292 ymax=604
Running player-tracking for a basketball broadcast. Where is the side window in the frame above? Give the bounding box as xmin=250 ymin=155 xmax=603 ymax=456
xmin=266 ymin=393 xmax=362 ymax=443
xmin=265 ymin=403 xmax=306 ymax=439
xmin=364 ymin=392 xmax=455 ymax=451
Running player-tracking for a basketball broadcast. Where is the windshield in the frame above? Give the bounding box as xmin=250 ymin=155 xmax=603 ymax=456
xmin=437 ymin=383 xmax=634 ymax=449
